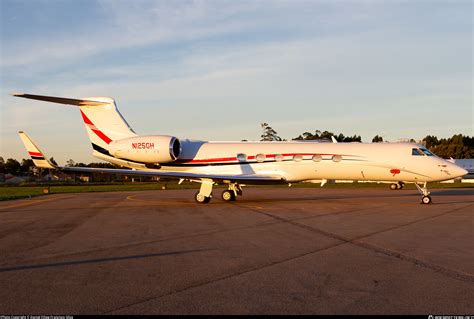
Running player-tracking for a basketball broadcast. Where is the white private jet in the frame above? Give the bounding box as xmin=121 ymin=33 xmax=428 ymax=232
xmin=14 ymin=93 xmax=467 ymax=204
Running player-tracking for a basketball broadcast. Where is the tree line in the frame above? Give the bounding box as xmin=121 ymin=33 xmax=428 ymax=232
xmin=260 ymin=123 xmax=472 ymax=158
xmin=0 ymin=157 xmax=115 ymax=175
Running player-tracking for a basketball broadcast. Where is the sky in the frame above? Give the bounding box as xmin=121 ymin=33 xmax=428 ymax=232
xmin=1 ymin=0 xmax=472 ymax=164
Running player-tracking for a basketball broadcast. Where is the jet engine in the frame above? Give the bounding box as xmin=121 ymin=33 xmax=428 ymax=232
xmin=108 ymin=135 xmax=181 ymax=163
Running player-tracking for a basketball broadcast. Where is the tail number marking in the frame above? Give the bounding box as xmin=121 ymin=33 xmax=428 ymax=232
xmin=132 ymin=142 xmax=155 ymax=149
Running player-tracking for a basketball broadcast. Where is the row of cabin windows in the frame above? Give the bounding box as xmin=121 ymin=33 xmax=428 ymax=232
xmin=236 ymin=153 xmax=342 ymax=163
xmin=412 ymin=148 xmax=435 ymax=156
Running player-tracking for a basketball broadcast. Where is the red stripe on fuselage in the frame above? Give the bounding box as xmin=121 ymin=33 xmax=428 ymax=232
xmin=180 ymin=153 xmax=357 ymax=164
xmin=80 ymin=110 xmax=112 ymax=144
xmin=188 ymin=156 xmax=238 ymax=163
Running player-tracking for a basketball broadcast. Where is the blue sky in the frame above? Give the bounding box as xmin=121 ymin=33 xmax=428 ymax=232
xmin=1 ymin=0 xmax=472 ymax=163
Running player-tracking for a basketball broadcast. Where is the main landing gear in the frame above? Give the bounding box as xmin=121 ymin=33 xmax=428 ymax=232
xmin=194 ymin=181 xmax=243 ymax=204
xmin=415 ymin=182 xmax=432 ymax=205
xmin=390 ymin=182 xmax=404 ymax=190
xmin=194 ymin=191 xmax=212 ymax=203
xmin=221 ymin=184 xmax=242 ymax=202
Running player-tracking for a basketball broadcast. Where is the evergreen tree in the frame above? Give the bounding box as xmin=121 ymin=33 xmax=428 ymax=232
xmin=372 ymin=135 xmax=383 ymax=143
xmin=293 ymin=130 xmax=360 ymax=142
xmin=0 ymin=157 xmax=5 ymax=173
xmin=426 ymin=134 xmax=473 ymax=159
xmin=260 ymin=123 xmax=282 ymax=141
xmin=66 ymin=159 xmax=75 ymax=167
xmin=5 ymin=158 xmax=21 ymax=174
xmin=21 ymin=159 xmax=34 ymax=173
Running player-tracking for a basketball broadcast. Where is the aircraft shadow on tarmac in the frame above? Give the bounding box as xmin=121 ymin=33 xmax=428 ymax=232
xmin=429 ymin=188 xmax=474 ymax=196
xmin=237 ymin=188 xmax=474 ymax=204
xmin=0 ymin=248 xmax=212 ymax=273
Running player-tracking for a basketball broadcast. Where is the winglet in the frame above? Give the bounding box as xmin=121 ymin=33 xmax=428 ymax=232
xmin=331 ymin=136 xmax=338 ymax=143
xmin=18 ymin=131 xmax=56 ymax=169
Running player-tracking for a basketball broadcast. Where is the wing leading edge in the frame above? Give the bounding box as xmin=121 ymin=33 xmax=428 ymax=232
xmin=59 ymin=166 xmax=286 ymax=184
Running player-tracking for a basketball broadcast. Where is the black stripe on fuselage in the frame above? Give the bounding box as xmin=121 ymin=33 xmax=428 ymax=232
xmin=31 ymin=156 xmax=45 ymax=160
xmin=92 ymin=143 xmax=111 ymax=156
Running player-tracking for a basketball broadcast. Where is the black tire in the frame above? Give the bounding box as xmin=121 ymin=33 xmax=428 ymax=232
xmin=390 ymin=183 xmax=398 ymax=190
xmin=421 ymin=195 xmax=432 ymax=205
xmin=195 ymin=191 xmax=211 ymax=204
xmin=221 ymin=190 xmax=236 ymax=201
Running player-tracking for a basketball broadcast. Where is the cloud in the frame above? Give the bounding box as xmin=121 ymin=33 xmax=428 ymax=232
xmin=1 ymin=1 xmax=267 ymax=69
xmin=1 ymin=1 xmax=471 ymax=162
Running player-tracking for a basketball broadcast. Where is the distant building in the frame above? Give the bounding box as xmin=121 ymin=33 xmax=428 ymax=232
xmin=454 ymin=159 xmax=474 ymax=179
xmin=4 ymin=174 xmax=27 ymax=184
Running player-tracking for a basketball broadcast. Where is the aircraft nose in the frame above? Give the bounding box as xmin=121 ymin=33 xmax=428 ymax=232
xmin=451 ymin=164 xmax=468 ymax=178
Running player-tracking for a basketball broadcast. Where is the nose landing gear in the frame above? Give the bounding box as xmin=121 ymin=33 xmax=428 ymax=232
xmin=415 ymin=182 xmax=432 ymax=204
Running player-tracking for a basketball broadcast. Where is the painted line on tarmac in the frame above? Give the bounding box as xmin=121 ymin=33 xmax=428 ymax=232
xmin=0 ymin=195 xmax=75 ymax=211
xmin=125 ymin=195 xmax=192 ymax=206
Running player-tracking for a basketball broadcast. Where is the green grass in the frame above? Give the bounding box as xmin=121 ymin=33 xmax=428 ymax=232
xmin=0 ymin=181 xmax=472 ymax=201
xmin=0 ymin=182 xmax=198 ymax=201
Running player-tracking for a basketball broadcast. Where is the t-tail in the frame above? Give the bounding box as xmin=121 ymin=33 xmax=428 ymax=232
xmin=12 ymin=93 xmax=137 ymax=154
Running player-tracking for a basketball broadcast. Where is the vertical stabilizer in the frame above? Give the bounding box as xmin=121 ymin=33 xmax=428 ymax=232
xmin=78 ymin=96 xmax=137 ymax=150
xmin=12 ymin=93 xmax=137 ymax=151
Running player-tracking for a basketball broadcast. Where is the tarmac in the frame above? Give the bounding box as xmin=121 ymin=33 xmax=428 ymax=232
xmin=0 ymin=187 xmax=473 ymax=314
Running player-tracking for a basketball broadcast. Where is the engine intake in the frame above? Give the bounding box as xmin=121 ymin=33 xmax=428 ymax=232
xmin=108 ymin=135 xmax=181 ymax=163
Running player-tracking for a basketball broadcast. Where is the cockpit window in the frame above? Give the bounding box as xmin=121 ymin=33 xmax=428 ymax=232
xmin=420 ymin=148 xmax=434 ymax=156
xmin=412 ymin=148 xmax=424 ymax=156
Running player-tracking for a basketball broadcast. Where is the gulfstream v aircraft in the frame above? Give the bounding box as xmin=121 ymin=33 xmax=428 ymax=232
xmin=15 ymin=93 xmax=467 ymax=204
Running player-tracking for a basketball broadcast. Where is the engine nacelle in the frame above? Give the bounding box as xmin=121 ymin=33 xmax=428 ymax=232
xmin=108 ymin=135 xmax=181 ymax=163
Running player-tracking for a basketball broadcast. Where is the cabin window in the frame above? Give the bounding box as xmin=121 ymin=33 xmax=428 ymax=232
xmin=312 ymin=155 xmax=322 ymax=162
xmin=293 ymin=154 xmax=303 ymax=162
xmin=420 ymin=148 xmax=434 ymax=156
xmin=332 ymin=155 xmax=342 ymax=162
xmin=256 ymin=153 xmax=265 ymax=162
xmin=275 ymin=154 xmax=283 ymax=162
xmin=236 ymin=153 xmax=247 ymax=161
xmin=412 ymin=148 xmax=424 ymax=156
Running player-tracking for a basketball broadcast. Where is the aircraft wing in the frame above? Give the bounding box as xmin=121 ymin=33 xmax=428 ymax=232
xmin=58 ymin=166 xmax=286 ymax=184
xmin=18 ymin=131 xmax=286 ymax=184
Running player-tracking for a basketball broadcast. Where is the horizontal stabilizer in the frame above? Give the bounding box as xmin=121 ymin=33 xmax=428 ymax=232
xmin=12 ymin=93 xmax=109 ymax=106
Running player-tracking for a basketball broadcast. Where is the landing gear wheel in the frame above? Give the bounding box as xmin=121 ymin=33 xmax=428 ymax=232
xmin=195 ymin=191 xmax=211 ymax=204
xmin=390 ymin=183 xmax=398 ymax=190
xmin=221 ymin=190 xmax=236 ymax=202
xmin=397 ymin=182 xmax=404 ymax=190
xmin=421 ymin=195 xmax=432 ymax=205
